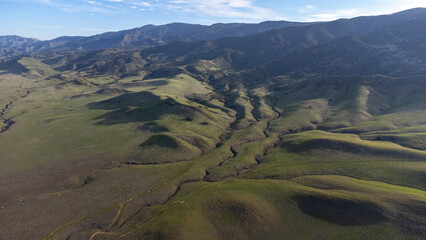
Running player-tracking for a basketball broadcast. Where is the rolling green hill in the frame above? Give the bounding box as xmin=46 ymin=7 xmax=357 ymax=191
xmin=0 ymin=8 xmax=425 ymax=240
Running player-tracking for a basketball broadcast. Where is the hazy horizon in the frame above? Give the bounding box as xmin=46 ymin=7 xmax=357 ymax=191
xmin=1 ymin=0 xmax=426 ymax=40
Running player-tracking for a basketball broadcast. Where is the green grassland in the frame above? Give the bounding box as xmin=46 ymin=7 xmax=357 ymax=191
xmin=18 ymin=57 xmax=58 ymax=77
xmin=116 ymin=178 xmax=425 ymax=240
xmin=0 ymin=58 xmax=425 ymax=239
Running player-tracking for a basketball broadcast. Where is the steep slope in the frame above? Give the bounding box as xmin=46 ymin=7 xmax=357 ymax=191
xmin=0 ymin=35 xmax=40 ymax=59
xmin=0 ymin=21 xmax=310 ymax=58
xmin=259 ymin=15 xmax=426 ymax=78
xmin=0 ymin=35 xmax=40 ymax=48
xmin=49 ymin=8 xmax=426 ymax=78
xmin=211 ymin=7 xmax=426 ymax=68
xmin=54 ymin=21 xmax=310 ymax=50
xmin=0 ymin=8 xmax=426 ymax=240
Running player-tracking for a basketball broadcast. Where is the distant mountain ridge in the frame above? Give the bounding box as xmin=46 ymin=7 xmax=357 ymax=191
xmin=211 ymin=7 xmax=426 ymax=68
xmin=3 ymin=7 xmax=426 ymax=79
xmin=2 ymin=8 xmax=426 ymax=240
xmin=0 ymin=35 xmax=40 ymax=48
xmin=45 ymin=8 xmax=426 ymax=79
xmin=0 ymin=20 xmax=311 ymax=58
xmin=0 ymin=35 xmax=40 ymax=59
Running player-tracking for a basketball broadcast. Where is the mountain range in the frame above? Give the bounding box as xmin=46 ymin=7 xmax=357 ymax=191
xmin=0 ymin=20 xmax=310 ymax=59
xmin=0 ymin=8 xmax=425 ymax=240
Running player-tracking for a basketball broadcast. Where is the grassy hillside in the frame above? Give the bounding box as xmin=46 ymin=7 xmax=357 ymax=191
xmin=1 ymin=67 xmax=424 ymax=240
xmin=1 ymin=10 xmax=426 ymax=240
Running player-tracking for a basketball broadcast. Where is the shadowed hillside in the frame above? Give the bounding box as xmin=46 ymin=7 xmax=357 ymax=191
xmin=0 ymin=8 xmax=425 ymax=240
xmin=0 ymin=21 xmax=311 ymax=59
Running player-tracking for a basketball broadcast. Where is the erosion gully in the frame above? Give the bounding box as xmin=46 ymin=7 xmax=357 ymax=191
xmin=0 ymin=85 xmax=30 ymax=133
xmin=46 ymin=88 xmax=287 ymax=240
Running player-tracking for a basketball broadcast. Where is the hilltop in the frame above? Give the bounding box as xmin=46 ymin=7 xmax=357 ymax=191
xmin=0 ymin=20 xmax=310 ymax=59
xmin=0 ymin=8 xmax=425 ymax=240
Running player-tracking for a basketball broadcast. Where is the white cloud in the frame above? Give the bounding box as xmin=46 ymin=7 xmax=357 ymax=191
xmin=17 ymin=0 xmax=426 ymax=23
xmin=87 ymin=1 xmax=102 ymax=5
xmin=166 ymin=0 xmax=282 ymax=20
xmin=298 ymin=5 xmax=317 ymax=14
xmin=133 ymin=1 xmax=151 ymax=7
xmin=359 ymin=0 xmax=426 ymax=16
xmin=379 ymin=0 xmax=426 ymax=14
xmin=302 ymin=0 xmax=426 ymax=22
xmin=228 ymin=0 xmax=251 ymax=8
xmin=305 ymin=8 xmax=362 ymax=21
xmin=12 ymin=0 xmax=281 ymax=21
xmin=376 ymin=0 xmax=426 ymax=11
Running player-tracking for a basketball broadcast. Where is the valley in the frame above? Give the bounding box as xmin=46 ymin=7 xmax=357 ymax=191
xmin=0 ymin=8 xmax=425 ymax=240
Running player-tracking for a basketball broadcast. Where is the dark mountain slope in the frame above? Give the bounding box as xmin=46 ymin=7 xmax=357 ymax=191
xmin=0 ymin=21 xmax=310 ymax=58
xmin=260 ymin=15 xmax=426 ymax=77
xmin=69 ymin=21 xmax=311 ymax=50
xmin=1 ymin=8 xmax=426 ymax=240
xmin=0 ymin=35 xmax=39 ymax=48
xmin=0 ymin=35 xmax=40 ymax=59
xmin=213 ymin=8 xmax=426 ymax=68
xmin=51 ymin=8 xmax=426 ymax=79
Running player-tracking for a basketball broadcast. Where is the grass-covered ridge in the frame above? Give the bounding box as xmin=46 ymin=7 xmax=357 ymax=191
xmin=1 ymin=69 xmax=425 ymax=240
xmin=2 ymin=12 xmax=426 ymax=238
xmin=18 ymin=57 xmax=58 ymax=76
xmin=281 ymin=130 xmax=426 ymax=158
xmin=1 ymin=67 xmax=425 ymax=240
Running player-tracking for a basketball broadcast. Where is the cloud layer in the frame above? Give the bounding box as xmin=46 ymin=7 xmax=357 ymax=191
xmin=301 ymin=0 xmax=426 ymax=21
xmin=8 ymin=0 xmax=426 ymax=22
xmin=20 ymin=0 xmax=281 ymax=20
xmin=165 ymin=0 xmax=281 ymax=20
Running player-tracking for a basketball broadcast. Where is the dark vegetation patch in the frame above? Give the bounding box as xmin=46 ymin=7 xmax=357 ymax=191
xmin=136 ymin=134 xmax=202 ymax=163
xmin=293 ymin=195 xmax=387 ymax=226
xmin=57 ymin=49 xmax=148 ymax=76
xmin=64 ymin=175 xmax=95 ymax=189
xmin=333 ymin=125 xmax=398 ymax=134
xmin=120 ymin=79 xmax=168 ymax=88
xmin=88 ymin=91 xmax=159 ymax=110
xmin=138 ymin=122 xmax=169 ymax=133
xmin=228 ymin=103 xmax=248 ymax=129
xmin=40 ymin=55 xmax=65 ymax=66
xmin=0 ymin=58 xmax=28 ymax=74
xmin=177 ymin=135 xmax=213 ymax=152
xmin=89 ymin=92 xmax=209 ymax=125
xmin=141 ymin=134 xmax=179 ymax=148
xmin=186 ymin=92 xmax=231 ymax=115
xmin=249 ymin=94 xmax=262 ymax=120
xmin=282 ymin=138 xmax=423 ymax=159
xmin=43 ymin=116 xmax=66 ymax=124
xmin=205 ymin=197 xmax=276 ymax=240
xmin=393 ymin=201 xmax=426 ymax=235
xmin=362 ymin=134 xmax=426 ymax=151
xmin=139 ymin=231 xmax=170 ymax=240
xmin=95 ymin=87 xmax=130 ymax=95
xmin=144 ymin=67 xmax=185 ymax=79
xmin=209 ymin=199 xmax=253 ymax=222
xmin=70 ymin=93 xmax=92 ymax=99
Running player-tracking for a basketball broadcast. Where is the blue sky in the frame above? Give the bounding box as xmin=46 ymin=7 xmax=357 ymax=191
xmin=1 ymin=0 xmax=426 ymax=40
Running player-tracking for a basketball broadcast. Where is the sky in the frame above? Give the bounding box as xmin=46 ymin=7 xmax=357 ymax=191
xmin=1 ymin=0 xmax=426 ymax=40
